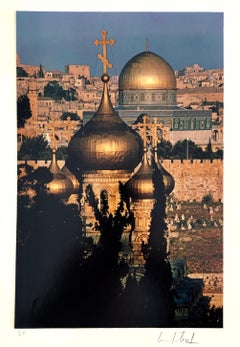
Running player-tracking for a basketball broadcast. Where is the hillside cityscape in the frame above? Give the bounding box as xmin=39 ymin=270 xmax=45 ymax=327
xmin=16 ymin=29 xmax=223 ymax=329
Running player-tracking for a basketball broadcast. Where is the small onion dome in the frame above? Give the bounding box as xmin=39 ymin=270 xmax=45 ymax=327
xmin=125 ymin=149 xmax=159 ymax=200
xmin=67 ymin=74 xmax=143 ymax=173
xmin=157 ymin=161 xmax=175 ymax=195
xmin=154 ymin=151 xmax=175 ymax=195
xmin=46 ymin=149 xmax=74 ymax=198
xmin=62 ymin=163 xmax=80 ymax=194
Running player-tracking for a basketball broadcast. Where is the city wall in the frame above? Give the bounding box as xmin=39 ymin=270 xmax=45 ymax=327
xmin=18 ymin=159 xmax=223 ymax=202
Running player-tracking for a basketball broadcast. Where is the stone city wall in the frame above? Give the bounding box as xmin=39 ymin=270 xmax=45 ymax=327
xmin=18 ymin=158 xmax=223 ymax=202
xmin=162 ymin=159 xmax=223 ymax=202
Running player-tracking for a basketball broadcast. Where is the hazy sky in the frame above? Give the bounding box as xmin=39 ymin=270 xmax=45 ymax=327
xmin=16 ymin=11 xmax=223 ymax=76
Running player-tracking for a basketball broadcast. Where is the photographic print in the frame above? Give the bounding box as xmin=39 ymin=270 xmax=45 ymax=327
xmin=15 ymin=11 xmax=223 ymax=330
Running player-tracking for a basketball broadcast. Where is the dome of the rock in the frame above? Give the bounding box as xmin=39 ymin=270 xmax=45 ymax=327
xmin=119 ymin=51 xmax=176 ymax=91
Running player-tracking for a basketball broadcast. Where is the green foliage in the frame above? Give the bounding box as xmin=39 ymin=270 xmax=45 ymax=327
xmin=60 ymin=112 xmax=80 ymax=121
xmin=65 ymin=88 xmax=78 ymax=101
xmin=43 ymin=80 xmax=65 ymax=100
xmin=202 ymin=193 xmax=214 ymax=206
xmin=57 ymin=146 xmax=68 ymax=159
xmin=17 ymin=94 xmax=32 ymax=128
xmin=172 ymin=139 xmax=204 ymax=159
xmin=85 ymin=183 xmax=130 ymax=251
xmin=18 ymin=135 xmax=52 ymax=160
xmin=38 ymin=65 xmax=44 ymax=78
xmin=16 ymin=169 xmax=84 ymax=327
xmin=216 ymin=149 xmax=223 ymax=159
xmin=158 ymin=139 xmax=223 ymax=160
xmin=43 ymin=81 xmax=77 ymax=101
xmin=17 ymin=67 xmax=28 ymax=77
xmin=157 ymin=139 xmax=173 ymax=159
xmin=139 ymin=160 xmax=175 ymax=326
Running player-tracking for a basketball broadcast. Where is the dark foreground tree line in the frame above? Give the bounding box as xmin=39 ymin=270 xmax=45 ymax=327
xmin=15 ymin=163 xmax=222 ymax=328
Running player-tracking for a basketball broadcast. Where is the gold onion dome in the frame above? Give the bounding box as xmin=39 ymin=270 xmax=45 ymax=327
xmin=119 ymin=51 xmax=176 ymax=90
xmin=47 ymin=149 xmax=74 ymax=198
xmin=125 ymin=149 xmax=160 ymax=200
xmin=62 ymin=163 xmax=80 ymax=194
xmin=155 ymin=156 xmax=175 ymax=195
xmin=67 ymin=74 xmax=144 ymax=172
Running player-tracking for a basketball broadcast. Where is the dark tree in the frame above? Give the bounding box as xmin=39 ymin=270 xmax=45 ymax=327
xmin=38 ymin=64 xmax=45 ymax=78
xmin=18 ymin=135 xmax=52 ymax=160
xmin=57 ymin=146 xmax=68 ymax=159
xmin=205 ymin=138 xmax=213 ymax=159
xmin=17 ymin=67 xmax=28 ymax=77
xmin=65 ymin=88 xmax=78 ymax=101
xmin=17 ymin=94 xmax=32 ymax=128
xmin=140 ymin=160 xmax=175 ymax=327
xmin=172 ymin=139 xmax=204 ymax=159
xmin=216 ymin=149 xmax=223 ymax=159
xmin=15 ymin=164 xmax=84 ymax=328
xmin=60 ymin=112 xmax=80 ymax=121
xmin=157 ymin=139 xmax=173 ymax=159
xmin=43 ymin=80 xmax=65 ymax=100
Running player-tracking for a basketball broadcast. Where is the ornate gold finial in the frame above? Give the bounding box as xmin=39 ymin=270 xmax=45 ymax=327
xmin=146 ymin=37 xmax=149 ymax=52
xmin=152 ymin=117 xmax=158 ymax=148
xmin=94 ymin=29 xmax=115 ymax=75
xmin=132 ymin=115 xmax=149 ymax=149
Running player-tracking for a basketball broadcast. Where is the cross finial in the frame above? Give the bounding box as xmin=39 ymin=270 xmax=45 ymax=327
xmin=94 ymin=29 xmax=115 ymax=75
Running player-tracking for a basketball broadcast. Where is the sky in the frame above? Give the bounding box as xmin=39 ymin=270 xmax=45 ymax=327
xmin=16 ymin=11 xmax=223 ymax=76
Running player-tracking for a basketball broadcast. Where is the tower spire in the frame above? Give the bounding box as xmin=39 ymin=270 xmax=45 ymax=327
xmin=94 ymin=29 xmax=115 ymax=75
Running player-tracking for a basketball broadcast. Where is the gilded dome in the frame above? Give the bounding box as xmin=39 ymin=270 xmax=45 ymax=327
xmin=126 ymin=150 xmax=175 ymax=200
xmin=67 ymin=74 xmax=144 ymax=173
xmin=156 ymin=160 xmax=175 ymax=195
xmin=47 ymin=149 xmax=74 ymax=198
xmin=119 ymin=51 xmax=176 ymax=90
xmin=62 ymin=163 xmax=80 ymax=194
xmin=125 ymin=150 xmax=157 ymax=200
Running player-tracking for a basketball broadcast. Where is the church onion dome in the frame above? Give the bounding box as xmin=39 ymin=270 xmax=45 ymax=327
xmin=67 ymin=73 xmax=144 ymax=172
xmin=46 ymin=149 xmax=74 ymax=198
xmin=119 ymin=51 xmax=176 ymax=90
xmin=62 ymin=163 xmax=80 ymax=194
xmin=156 ymin=160 xmax=175 ymax=195
xmin=125 ymin=150 xmax=158 ymax=200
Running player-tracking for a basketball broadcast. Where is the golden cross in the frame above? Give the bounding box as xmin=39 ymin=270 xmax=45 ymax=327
xmin=131 ymin=115 xmax=149 ymax=149
xmin=94 ymin=29 xmax=115 ymax=74
xmin=46 ymin=113 xmax=78 ymax=149
xmin=152 ymin=117 xmax=160 ymax=148
xmin=132 ymin=116 xmax=169 ymax=149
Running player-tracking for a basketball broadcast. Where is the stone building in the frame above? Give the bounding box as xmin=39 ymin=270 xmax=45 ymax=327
xmin=65 ymin=64 xmax=90 ymax=80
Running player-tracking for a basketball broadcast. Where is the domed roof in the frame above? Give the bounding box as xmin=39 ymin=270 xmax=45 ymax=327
xmin=126 ymin=149 xmax=175 ymax=200
xmin=47 ymin=149 xmax=74 ymax=198
xmin=119 ymin=51 xmax=176 ymax=90
xmin=62 ymin=163 xmax=80 ymax=194
xmin=125 ymin=150 xmax=157 ymax=200
xmin=67 ymin=74 xmax=143 ymax=172
xmin=156 ymin=160 xmax=175 ymax=195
